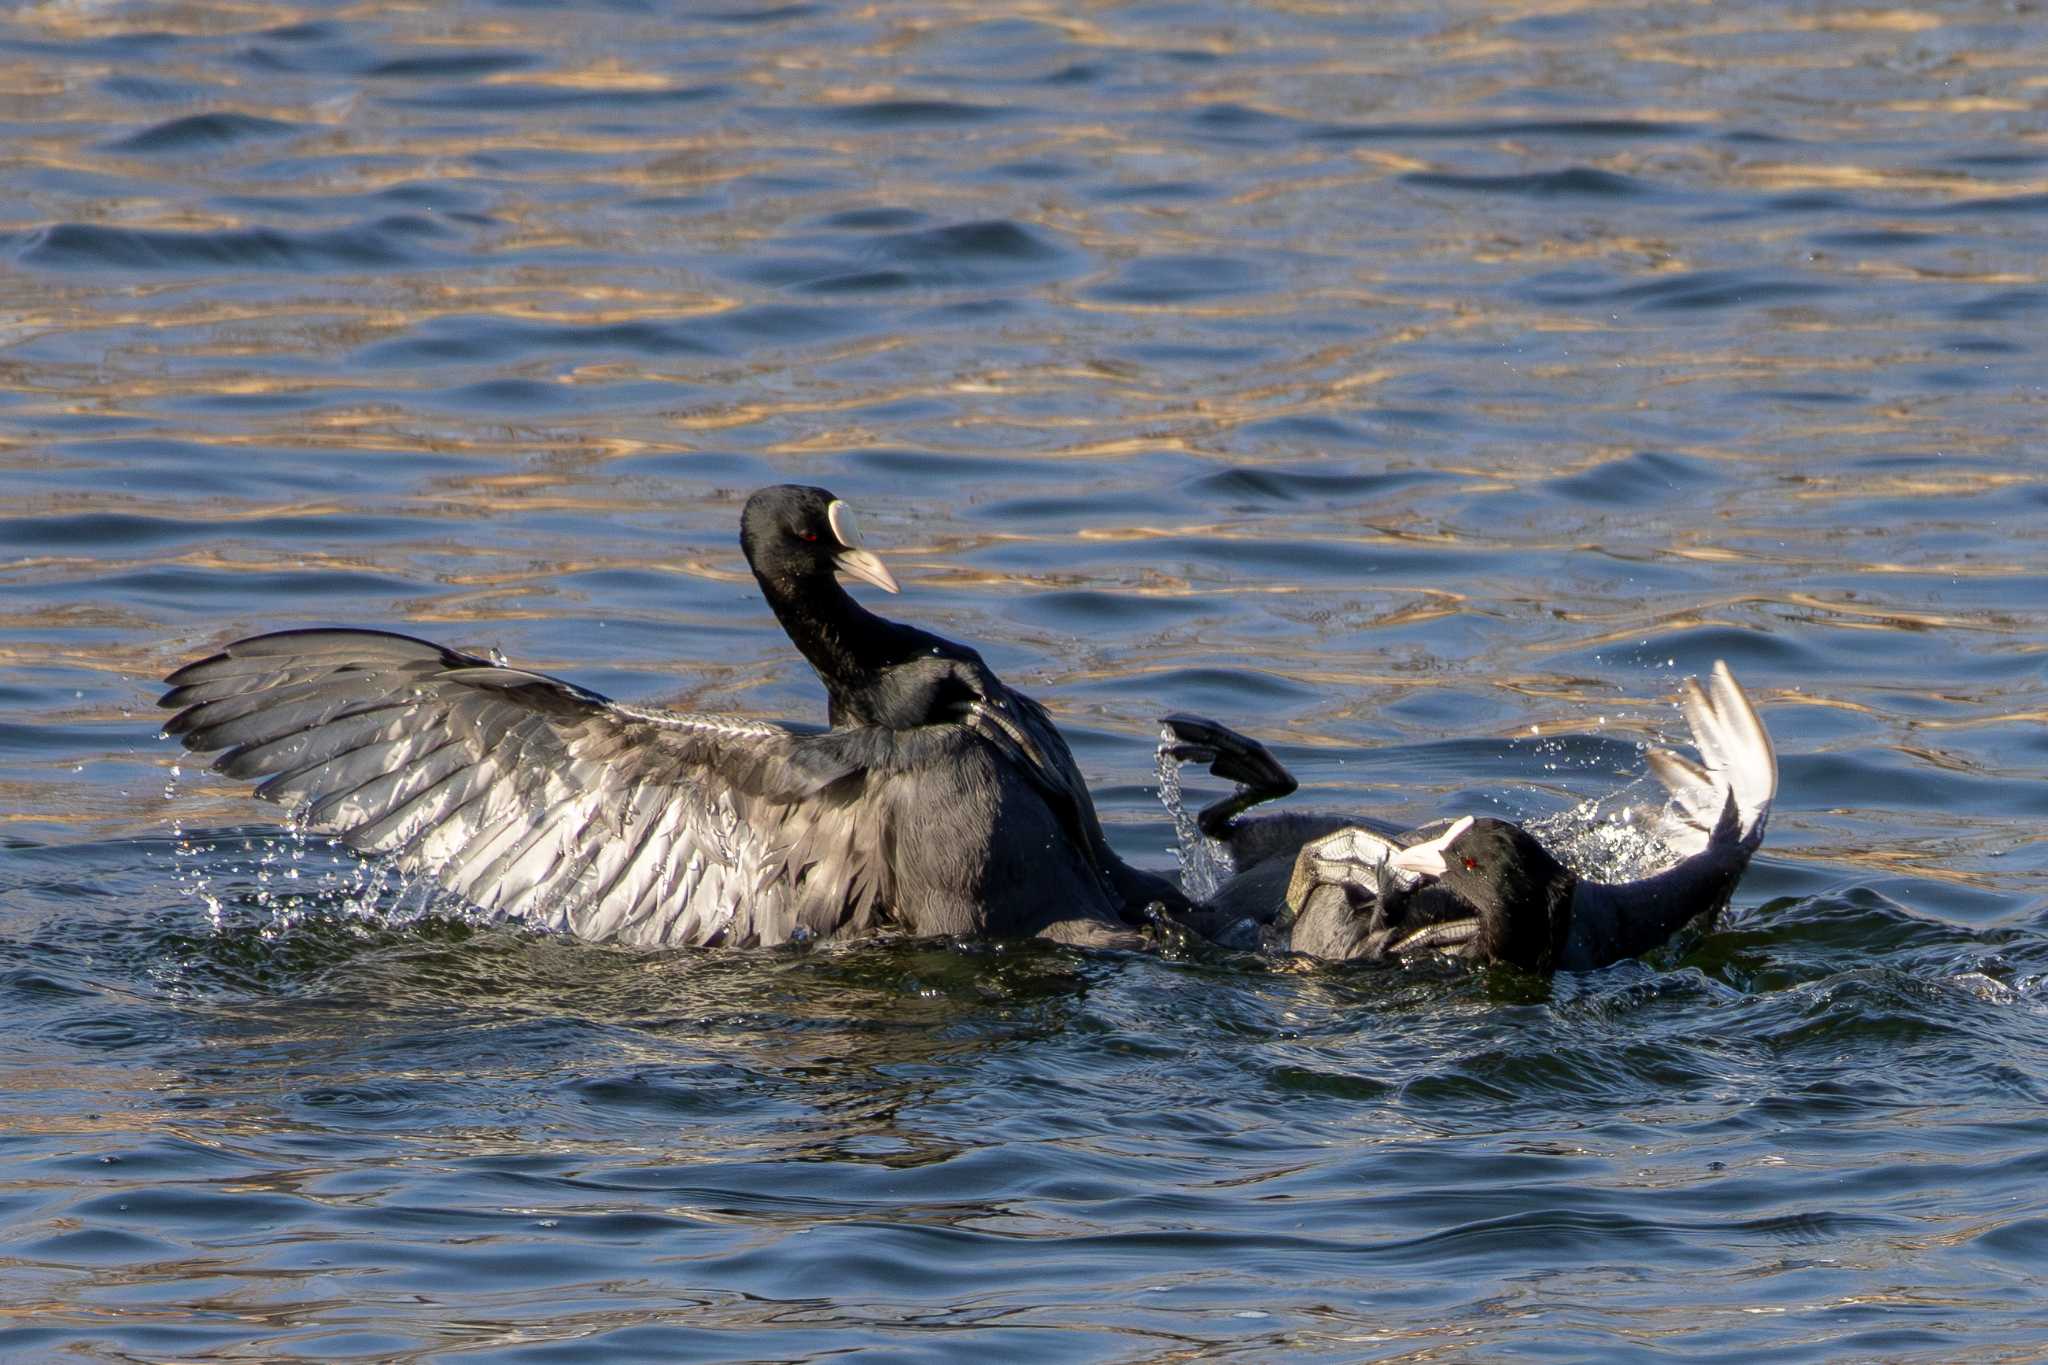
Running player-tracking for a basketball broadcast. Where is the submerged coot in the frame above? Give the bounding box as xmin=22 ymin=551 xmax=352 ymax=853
xmin=1165 ymin=663 xmax=1777 ymax=972
xmin=158 ymin=486 xmax=1184 ymax=949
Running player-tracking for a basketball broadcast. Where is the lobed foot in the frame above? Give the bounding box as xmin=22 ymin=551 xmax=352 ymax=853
xmin=1160 ymin=713 xmax=1299 ymax=840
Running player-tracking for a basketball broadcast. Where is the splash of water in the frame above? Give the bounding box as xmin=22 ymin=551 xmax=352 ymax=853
xmin=1529 ymin=776 xmax=1688 ymax=885
xmin=168 ymin=798 xmax=456 ymax=940
xmin=1156 ymin=727 xmax=1234 ymax=902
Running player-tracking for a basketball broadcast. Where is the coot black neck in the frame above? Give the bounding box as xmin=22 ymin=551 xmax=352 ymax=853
xmin=753 ymin=565 xmax=945 ymax=727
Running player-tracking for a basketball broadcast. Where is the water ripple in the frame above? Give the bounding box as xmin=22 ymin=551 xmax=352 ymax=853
xmin=2 ymin=0 xmax=2047 ymax=1357
xmin=107 ymin=111 xmax=301 ymax=153
xmin=17 ymin=218 xmax=455 ymax=272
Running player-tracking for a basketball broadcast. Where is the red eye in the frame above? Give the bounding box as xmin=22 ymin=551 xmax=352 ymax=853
xmin=799 ymin=530 xmax=819 ymax=542
xmin=1461 ymin=856 xmax=1478 ymax=871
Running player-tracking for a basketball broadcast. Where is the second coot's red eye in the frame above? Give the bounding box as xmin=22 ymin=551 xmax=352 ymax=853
xmin=799 ymin=530 xmax=819 ymax=542
xmin=1462 ymin=856 xmax=1478 ymax=871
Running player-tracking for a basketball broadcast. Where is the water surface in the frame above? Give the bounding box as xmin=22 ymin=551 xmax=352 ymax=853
xmin=4 ymin=0 xmax=2048 ymax=1359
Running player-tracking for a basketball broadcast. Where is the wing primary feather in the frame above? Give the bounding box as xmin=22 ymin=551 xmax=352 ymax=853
xmin=261 ymin=731 xmax=469 ymax=817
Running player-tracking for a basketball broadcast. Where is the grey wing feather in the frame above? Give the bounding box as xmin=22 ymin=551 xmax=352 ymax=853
xmin=1563 ymin=661 xmax=1779 ymax=970
xmin=956 ymin=687 xmax=1128 ymax=899
xmin=961 ymin=692 xmax=1087 ymax=812
xmin=1644 ymin=660 xmax=1776 ymax=854
xmin=160 ymin=629 xmax=891 ymax=948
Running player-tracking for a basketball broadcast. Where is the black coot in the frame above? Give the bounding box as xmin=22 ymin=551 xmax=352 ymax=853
xmin=742 ymin=486 xmax=1187 ymax=917
xmin=158 ymin=486 xmax=1184 ymax=949
xmin=1165 ymin=663 xmax=1777 ymax=973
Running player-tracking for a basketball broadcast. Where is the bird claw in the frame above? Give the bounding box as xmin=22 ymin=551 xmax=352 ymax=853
xmin=1159 ymin=713 xmax=1299 ymax=838
xmin=1160 ymin=714 xmax=1296 ymax=792
xmin=1284 ymin=827 xmax=1403 ymax=917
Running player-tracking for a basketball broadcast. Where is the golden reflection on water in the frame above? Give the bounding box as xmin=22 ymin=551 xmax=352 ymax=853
xmin=0 ymin=0 xmax=2043 ymax=905
xmin=1 ymin=11 xmax=2045 ymax=1363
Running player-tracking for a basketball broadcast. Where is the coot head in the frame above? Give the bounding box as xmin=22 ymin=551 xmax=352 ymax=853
xmin=741 ymin=485 xmax=899 ymax=595
xmin=1382 ymin=816 xmax=1576 ymax=973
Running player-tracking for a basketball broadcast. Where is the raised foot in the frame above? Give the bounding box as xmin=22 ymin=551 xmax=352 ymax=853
xmin=1282 ymin=826 xmax=1404 ymax=918
xmin=1159 ymin=713 xmax=1299 ymax=840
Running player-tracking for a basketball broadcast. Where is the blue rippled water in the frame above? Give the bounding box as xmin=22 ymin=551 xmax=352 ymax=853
xmin=4 ymin=0 xmax=2048 ymax=1358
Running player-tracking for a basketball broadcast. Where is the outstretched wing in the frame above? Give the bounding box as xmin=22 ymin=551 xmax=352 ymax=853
xmin=1564 ymin=661 xmax=1778 ymax=969
xmin=160 ymin=629 xmax=895 ymax=948
xmin=1643 ymin=660 xmax=1777 ymax=855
